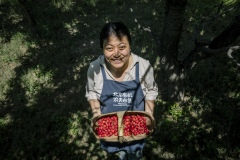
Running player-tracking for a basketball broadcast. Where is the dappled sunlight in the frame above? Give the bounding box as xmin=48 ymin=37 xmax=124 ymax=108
xmin=0 ymin=33 xmax=29 ymax=101
xmin=64 ymin=20 xmax=80 ymax=36
xmin=20 ymin=65 xmax=54 ymax=107
xmin=0 ymin=0 xmax=239 ymax=159
xmin=0 ymin=114 xmax=12 ymax=126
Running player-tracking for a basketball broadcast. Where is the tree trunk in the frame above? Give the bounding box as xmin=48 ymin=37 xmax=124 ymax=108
xmin=18 ymin=0 xmax=40 ymax=39
xmin=158 ymin=0 xmax=188 ymax=102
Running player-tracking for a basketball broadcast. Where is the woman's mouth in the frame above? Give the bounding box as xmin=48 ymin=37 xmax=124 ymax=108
xmin=111 ymin=58 xmax=122 ymax=63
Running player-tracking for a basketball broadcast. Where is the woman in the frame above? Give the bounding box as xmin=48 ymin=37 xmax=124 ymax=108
xmin=85 ymin=22 xmax=158 ymax=160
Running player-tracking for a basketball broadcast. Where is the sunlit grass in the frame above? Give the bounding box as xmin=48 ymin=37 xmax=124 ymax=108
xmin=20 ymin=65 xmax=54 ymax=107
xmin=0 ymin=33 xmax=29 ymax=101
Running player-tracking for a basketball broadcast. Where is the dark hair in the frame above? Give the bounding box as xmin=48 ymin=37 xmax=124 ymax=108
xmin=99 ymin=22 xmax=132 ymax=49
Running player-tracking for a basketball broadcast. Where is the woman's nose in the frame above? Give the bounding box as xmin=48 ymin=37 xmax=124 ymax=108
xmin=113 ymin=48 xmax=120 ymax=56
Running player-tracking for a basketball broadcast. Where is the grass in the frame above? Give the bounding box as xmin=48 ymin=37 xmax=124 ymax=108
xmin=0 ymin=0 xmax=240 ymax=159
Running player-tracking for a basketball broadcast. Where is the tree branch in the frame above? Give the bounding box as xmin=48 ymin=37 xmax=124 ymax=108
xmin=209 ymin=15 xmax=240 ymax=49
xmin=194 ymin=3 xmax=240 ymax=48
xmin=183 ymin=14 xmax=240 ymax=68
xmin=182 ymin=45 xmax=240 ymax=68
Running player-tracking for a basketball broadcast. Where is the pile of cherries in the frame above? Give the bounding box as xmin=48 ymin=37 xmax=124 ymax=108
xmin=95 ymin=114 xmax=149 ymax=137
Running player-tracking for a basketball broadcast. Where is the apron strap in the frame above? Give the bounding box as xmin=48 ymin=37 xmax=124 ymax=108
xmin=100 ymin=65 xmax=107 ymax=80
xmin=135 ymin=62 xmax=140 ymax=81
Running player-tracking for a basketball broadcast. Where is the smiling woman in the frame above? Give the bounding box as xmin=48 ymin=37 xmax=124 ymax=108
xmin=100 ymin=22 xmax=133 ymax=81
xmin=85 ymin=22 xmax=158 ymax=160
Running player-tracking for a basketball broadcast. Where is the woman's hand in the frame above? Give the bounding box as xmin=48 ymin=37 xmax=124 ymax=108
xmin=145 ymin=114 xmax=155 ymax=131
xmin=91 ymin=114 xmax=100 ymax=128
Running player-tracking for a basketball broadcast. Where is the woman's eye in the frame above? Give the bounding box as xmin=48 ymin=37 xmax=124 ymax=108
xmin=119 ymin=46 xmax=126 ymax=50
xmin=106 ymin=47 xmax=113 ymax=51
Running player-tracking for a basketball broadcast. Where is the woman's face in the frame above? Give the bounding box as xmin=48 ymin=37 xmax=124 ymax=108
xmin=103 ymin=35 xmax=131 ymax=71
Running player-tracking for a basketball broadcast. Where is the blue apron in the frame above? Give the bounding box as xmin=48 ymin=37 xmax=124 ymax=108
xmin=100 ymin=62 xmax=145 ymax=153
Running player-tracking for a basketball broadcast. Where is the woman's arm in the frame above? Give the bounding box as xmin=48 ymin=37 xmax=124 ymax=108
xmin=86 ymin=59 xmax=102 ymax=117
xmin=145 ymin=100 xmax=155 ymax=129
xmin=89 ymin=99 xmax=101 ymax=117
xmin=145 ymin=100 xmax=155 ymax=116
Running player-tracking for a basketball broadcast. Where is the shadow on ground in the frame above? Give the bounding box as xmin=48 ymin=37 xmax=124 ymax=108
xmin=0 ymin=0 xmax=239 ymax=159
